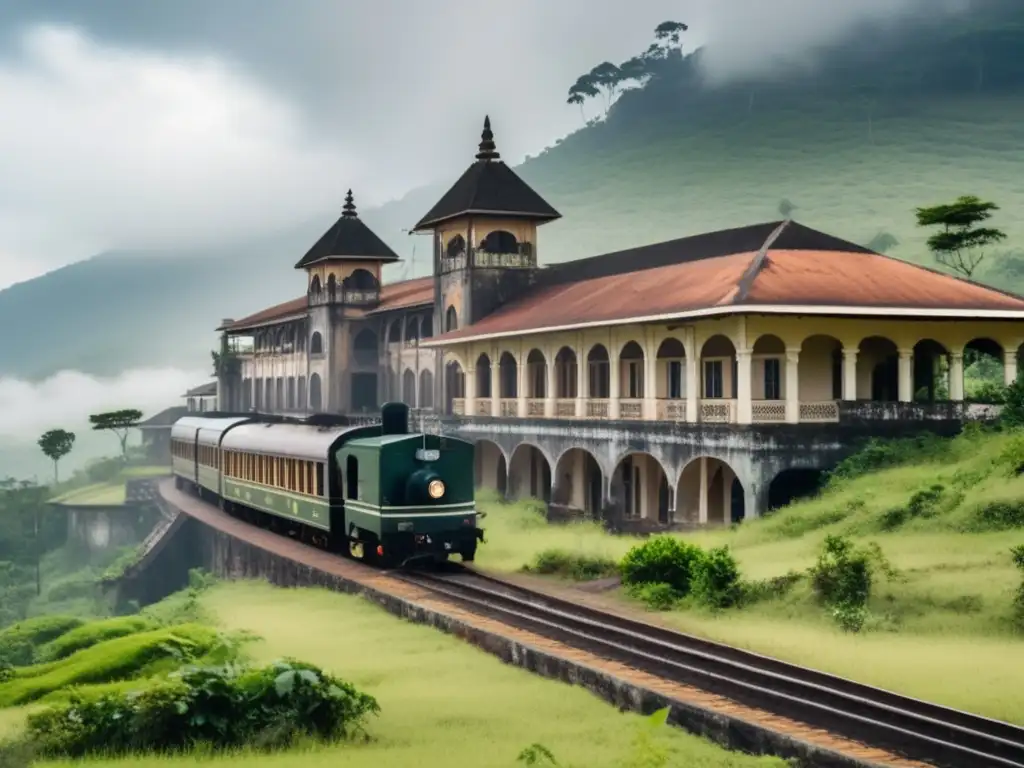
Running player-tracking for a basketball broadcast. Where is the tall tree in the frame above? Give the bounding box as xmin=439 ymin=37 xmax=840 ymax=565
xmin=587 ymin=62 xmax=624 ymax=113
xmin=89 ymin=409 xmax=143 ymax=462
xmin=566 ymin=75 xmax=600 ymax=121
xmin=915 ymin=195 xmax=1007 ymax=279
xmin=37 ymin=429 xmax=75 ymax=485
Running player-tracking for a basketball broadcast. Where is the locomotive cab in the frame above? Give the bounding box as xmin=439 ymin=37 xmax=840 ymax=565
xmin=336 ymin=404 xmax=480 ymax=566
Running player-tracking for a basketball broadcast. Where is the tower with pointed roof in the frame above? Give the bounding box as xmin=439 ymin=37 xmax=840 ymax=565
xmin=413 ymin=116 xmax=560 ymax=334
xmin=297 ymin=190 xmax=400 ymax=412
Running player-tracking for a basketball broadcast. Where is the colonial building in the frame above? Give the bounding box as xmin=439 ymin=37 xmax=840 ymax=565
xmin=183 ymin=382 xmax=218 ymax=413
xmin=216 ymin=116 xmax=1024 ymax=527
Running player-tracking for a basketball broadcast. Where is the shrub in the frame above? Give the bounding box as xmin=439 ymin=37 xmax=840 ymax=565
xmin=625 ymin=582 xmax=681 ymax=611
xmin=0 ymin=624 xmax=218 ymax=707
xmin=808 ymin=535 xmax=873 ymax=631
xmin=524 ymin=549 xmax=619 ymax=581
xmin=740 ymin=571 xmax=803 ymax=605
xmin=690 ymin=546 xmax=742 ymax=609
xmin=26 ymin=659 xmax=379 ymax=758
xmin=967 ymin=500 xmax=1024 ymax=531
xmin=0 ymin=616 xmax=83 ymax=667
xmin=826 ymin=435 xmax=947 ymax=485
xmin=878 ymin=484 xmax=949 ymax=531
xmin=1012 ymin=545 xmax=1024 ymax=630
xmin=620 ymin=536 xmax=705 ymax=595
xmin=36 ymin=617 xmax=157 ymax=663
xmin=1001 ymin=380 xmax=1024 ymax=428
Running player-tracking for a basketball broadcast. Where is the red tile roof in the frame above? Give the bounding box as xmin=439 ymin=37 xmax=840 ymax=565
xmin=425 ymin=249 xmax=1024 ymax=345
xmin=220 ymin=276 xmax=433 ymax=332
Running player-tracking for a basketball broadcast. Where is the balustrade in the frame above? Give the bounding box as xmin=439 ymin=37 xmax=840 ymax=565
xmin=526 ymin=399 xmax=545 ymax=417
xmin=656 ymin=399 xmax=687 ymax=421
xmin=554 ymin=399 xmax=577 ymax=418
xmin=499 ymin=399 xmax=517 ymax=418
xmin=751 ymin=400 xmax=786 ymax=423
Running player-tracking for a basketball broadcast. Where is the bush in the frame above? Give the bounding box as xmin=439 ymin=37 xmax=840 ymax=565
xmin=826 ymin=435 xmax=948 ymax=485
xmin=1001 ymin=380 xmax=1024 ymax=428
xmin=0 ymin=616 xmax=83 ymax=667
xmin=624 ymin=582 xmax=681 ymax=611
xmin=26 ymin=659 xmax=380 ymax=758
xmin=1011 ymin=545 xmax=1024 ymax=630
xmin=741 ymin=571 xmax=802 ymax=605
xmin=967 ymin=500 xmax=1024 ymax=531
xmin=878 ymin=484 xmax=949 ymax=531
xmin=620 ymin=536 xmax=705 ymax=595
xmin=36 ymin=617 xmax=157 ymax=663
xmin=524 ymin=549 xmax=619 ymax=581
xmin=690 ymin=547 xmax=742 ymax=609
xmin=0 ymin=624 xmax=219 ymax=707
xmin=808 ymin=535 xmax=873 ymax=632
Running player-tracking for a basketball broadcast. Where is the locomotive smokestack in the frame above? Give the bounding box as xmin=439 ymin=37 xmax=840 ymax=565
xmin=380 ymin=402 xmax=409 ymax=435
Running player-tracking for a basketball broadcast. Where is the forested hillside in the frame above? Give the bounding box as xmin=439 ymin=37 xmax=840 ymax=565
xmin=1 ymin=0 xmax=1022 ymax=379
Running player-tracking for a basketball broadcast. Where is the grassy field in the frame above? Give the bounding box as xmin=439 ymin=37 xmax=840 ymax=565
xmin=48 ymin=483 xmax=126 ymax=506
xmin=8 ymin=581 xmax=782 ymax=768
xmin=473 ymin=428 xmax=1024 ymax=724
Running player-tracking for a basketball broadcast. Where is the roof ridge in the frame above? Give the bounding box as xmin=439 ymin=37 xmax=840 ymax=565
xmin=731 ymin=219 xmax=791 ymax=304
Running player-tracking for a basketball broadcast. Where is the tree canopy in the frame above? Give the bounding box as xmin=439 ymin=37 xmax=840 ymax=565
xmin=37 ymin=429 xmax=76 ymax=485
xmin=915 ymin=195 xmax=1007 ymax=279
xmin=89 ymin=409 xmax=143 ymax=461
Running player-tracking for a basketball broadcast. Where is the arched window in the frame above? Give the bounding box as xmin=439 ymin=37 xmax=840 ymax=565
xmin=480 ymin=230 xmax=519 ymax=253
xmin=310 ymin=331 xmax=323 ymax=355
xmin=309 ymin=373 xmax=322 ymax=411
xmin=445 ymin=306 xmax=458 ymax=332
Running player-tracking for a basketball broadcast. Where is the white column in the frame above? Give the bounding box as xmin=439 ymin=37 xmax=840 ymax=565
xmin=736 ymin=349 xmax=753 ymax=424
xmin=949 ymin=351 xmax=965 ymax=402
xmin=544 ymin=349 xmax=557 ymax=418
xmin=465 ymin=367 xmax=476 ymax=416
xmin=698 ymin=457 xmax=708 ymax=524
xmin=898 ymin=348 xmax=914 ymax=402
xmin=516 ymin=354 xmax=528 ymax=418
xmin=575 ymin=340 xmax=586 ymax=419
xmin=490 ymin=347 xmax=500 ymax=417
xmin=842 ymin=347 xmax=858 ymax=401
xmin=686 ymin=343 xmax=699 ymax=423
xmin=1004 ymin=349 xmax=1019 ymax=386
xmin=609 ymin=346 xmax=621 ymax=420
xmin=644 ymin=338 xmax=658 ymax=420
xmin=785 ymin=348 xmax=800 ymax=424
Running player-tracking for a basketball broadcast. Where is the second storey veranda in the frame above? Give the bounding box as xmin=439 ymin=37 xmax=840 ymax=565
xmin=431 ymin=313 xmax=1022 ymax=425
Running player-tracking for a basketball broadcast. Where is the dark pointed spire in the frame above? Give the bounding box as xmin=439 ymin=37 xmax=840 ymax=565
xmin=475 ymin=115 xmax=500 ymax=161
xmin=341 ymin=189 xmax=357 ymax=218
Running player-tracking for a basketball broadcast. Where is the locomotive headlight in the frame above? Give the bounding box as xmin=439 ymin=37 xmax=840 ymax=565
xmin=427 ymin=479 xmax=445 ymax=499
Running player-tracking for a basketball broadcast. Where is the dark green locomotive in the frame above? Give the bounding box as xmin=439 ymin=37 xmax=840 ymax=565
xmin=170 ymin=402 xmax=483 ymax=567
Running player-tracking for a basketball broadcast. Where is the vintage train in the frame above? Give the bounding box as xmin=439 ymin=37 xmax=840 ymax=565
xmin=168 ymin=402 xmax=483 ymax=567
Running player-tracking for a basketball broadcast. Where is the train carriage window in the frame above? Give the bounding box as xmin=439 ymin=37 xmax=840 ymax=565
xmin=346 ymin=455 xmax=358 ymax=500
xmin=315 ymin=462 xmax=324 ymax=497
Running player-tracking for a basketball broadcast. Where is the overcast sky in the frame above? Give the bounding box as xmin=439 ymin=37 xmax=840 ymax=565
xmin=0 ymin=0 xmax=961 ymax=290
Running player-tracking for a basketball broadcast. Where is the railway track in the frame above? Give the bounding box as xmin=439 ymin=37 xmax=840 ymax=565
xmin=393 ymin=566 xmax=1024 ymax=768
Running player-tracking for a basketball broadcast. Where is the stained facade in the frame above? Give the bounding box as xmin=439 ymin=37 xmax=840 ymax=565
xmin=217 ymin=118 xmax=1024 ymax=527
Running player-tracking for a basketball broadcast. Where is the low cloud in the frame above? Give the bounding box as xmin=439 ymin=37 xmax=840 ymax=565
xmin=0 ymin=24 xmax=359 ymax=289
xmin=0 ymin=367 xmax=207 ymax=443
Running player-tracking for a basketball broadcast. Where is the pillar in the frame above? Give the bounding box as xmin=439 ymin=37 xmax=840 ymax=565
xmin=1004 ymin=349 xmax=1019 ymax=386
xmin=609 ymin=346 xmax=621 ymax=420
xmin=842 ymin=347 xmax=858 ymax=401
xmin=544 ymin=349 xmax=557 ymax=418
xmin=465 ymin=366 xmax=476 ymax=417
xmin=490 ymin=347 xmax=500 ymax=417
xmin=898 ymin=348 xmax=914 ymax=402
xmin=644 ymin=335 xmax=658 ymax=420
xmin=517 ymin=353 xmax=528 ymax=418
xmin=736 ymin=349 xmax=753 ymax=424
xmin=686 ymin=341 xmax=699 ymax=423
xmin=785 ymin=347 xmax=800 ymax=423
xmin=949 ymin=350 xmax=964 ymax=402
xmin=698 ymin=457 xmax=708 ymax=525
xmin=575 ymin=339 xmax=586 ymax=419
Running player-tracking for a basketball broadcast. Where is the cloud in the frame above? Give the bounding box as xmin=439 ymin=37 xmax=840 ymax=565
xmin=691 ymin=0 xmax=968 ymax=84
xmin=0 ymin=24 xmax=358 ymax=289
xmin=0 ymin=366 xmax=207 ymax=442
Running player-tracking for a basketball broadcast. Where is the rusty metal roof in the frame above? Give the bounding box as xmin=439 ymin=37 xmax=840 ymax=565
xmin=220 ymin=276 xmax=433 ymax=332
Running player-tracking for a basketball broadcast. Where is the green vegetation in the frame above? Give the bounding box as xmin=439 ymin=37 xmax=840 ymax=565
xmin=0 ymin=580 xmax=781 ymax=767
xmin=474 ymin=426 xmax=1024 ymax=724
xmin=37 ymin=430 xmax=76 ymax=486
xmin=36 ymin=617 xmax=158 ymax=663
xmin=88 ymin=411 xmax=143 ymax=464
xmin=48 ymin=483 xmax=126 ymax=507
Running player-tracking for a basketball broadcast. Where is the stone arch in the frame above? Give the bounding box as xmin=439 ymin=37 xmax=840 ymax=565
xmin=857 ymin=336 xmax=898 ymax=401
xmin=800 ymin=334 xmax=843 ymax=401
xmin=308 ymin=274 xmax=321 ymax=297
xmin=611 ymin=451 xmax=670 ymax=523
xmin=619 ymin=340 xmax=645 ymax=403
xmin=326 ymin=273 xmax=337 ymax=299
xmin=913 ymin=338 xmax=949 ymax=402
xmin=419 ymin=369 xmax=434 ymax=409
xmin=420 ymin=314 xmax=434 ymax=339
xmin=387 ymin=321 xmax=403 ymax=344
xmin=474 ymin=439 xmax=508 ymax=495
xmin=445 ymin=306 xmax=458 ymax=332
xmin=402 ymin=368 xmax=416 ymax=405
xmin=479 ymin=230 xmax=519 ymax=253
xmin=446 ymin=234 xmax=466 ymax=257
xmin=752 ymin=334 xmax=786 ymax=402
xmin=964 ymin=337 xmax=1006 ymax=401
xmin=767 ymin=468 xmax=826 ymax=512
xmin=508 ymin=442 xmax=553 ymax=502
xmin=404 ymin=314 xmax=420 ymax=342
xmin=526 ymin=348 xmax=547 ymax=399
xmin=498 ymin=351 xmax=518 ymax=399
xmin=310 ymin=331 xmax=324 ymax=356
xmin=445 ymin=361 xmax=465 ymax=414
xmin=309 ymin=373 xmax=323 ymax=412
xmin=677 ymin=456 xmax=745 ymax=525
xmin=554 ymin=347 xmax=578 ymax=398
xmin=553 ymin=447 xmax=603 ymax=519
xmin=587 ymin=344 xmax=610 ymax=399
xmin=344 ymin=268 xmax=378 ymax=291
xmin=475 ymin=353 xmax=492 ymax=399
xmin=700 ymin=335 xmax=737 ymax=400
xmin=656 ymin=337 xmax=686 ymax=400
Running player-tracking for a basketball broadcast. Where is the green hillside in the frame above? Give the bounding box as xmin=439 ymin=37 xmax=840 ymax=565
xmin=1 ymin=1 xmax=1023 ymax=380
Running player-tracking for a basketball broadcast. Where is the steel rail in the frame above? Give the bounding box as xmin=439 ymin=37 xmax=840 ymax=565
xmin=393 ymin=568 xmax=1024 ymax=768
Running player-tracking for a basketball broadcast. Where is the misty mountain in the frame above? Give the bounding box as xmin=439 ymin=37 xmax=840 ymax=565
xmin=2 ymin=0 xmax=1023 ymax=381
